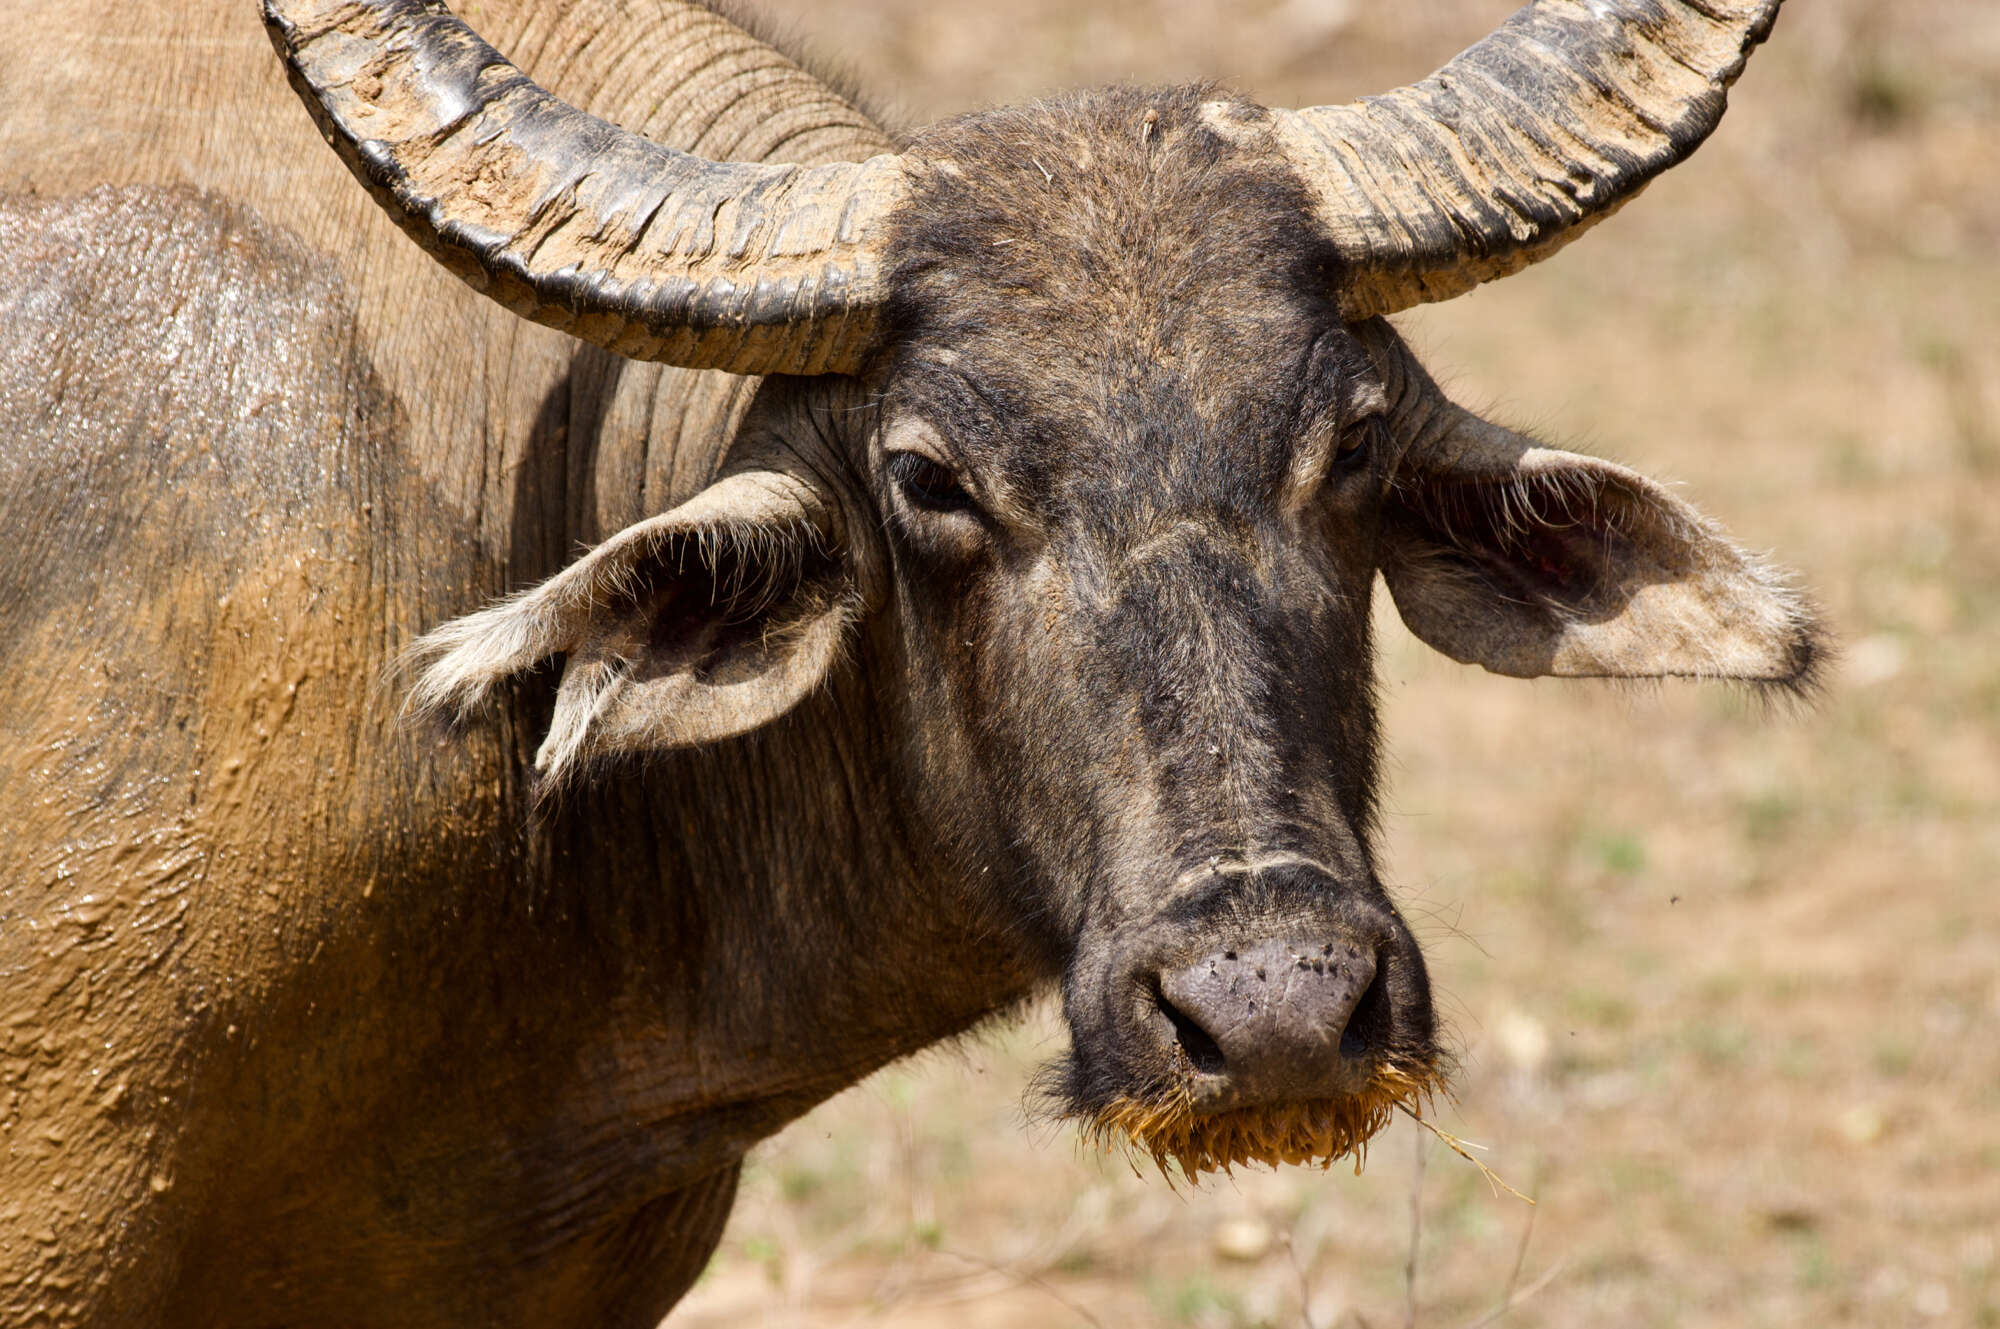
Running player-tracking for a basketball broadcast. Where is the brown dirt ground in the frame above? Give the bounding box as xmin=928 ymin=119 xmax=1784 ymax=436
xmin=675 ymin=2 xmax=2000 ymax=1325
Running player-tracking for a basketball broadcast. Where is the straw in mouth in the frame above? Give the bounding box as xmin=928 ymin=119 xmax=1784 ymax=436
xmin=1083 ymin=1059 xmax=1444 ymax=1179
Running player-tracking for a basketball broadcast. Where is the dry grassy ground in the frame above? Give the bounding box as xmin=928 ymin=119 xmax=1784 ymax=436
xmin=675 ymin=2 xmax=2000 ymax=1325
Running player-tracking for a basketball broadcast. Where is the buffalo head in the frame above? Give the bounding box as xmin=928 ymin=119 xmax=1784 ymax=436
xmin=269 ymin=0 xmax=1812 ymax=1175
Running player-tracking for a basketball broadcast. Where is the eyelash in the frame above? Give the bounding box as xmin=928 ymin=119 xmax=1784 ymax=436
xmin=1334 ymin=415 xmax=1382 ymax=470
xmin=887 ymin=452 xmax=979 ymax=514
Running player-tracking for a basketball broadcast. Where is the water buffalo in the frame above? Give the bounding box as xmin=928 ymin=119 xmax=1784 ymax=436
xmin=0 ymin=0 xmax=1810 ymax=1324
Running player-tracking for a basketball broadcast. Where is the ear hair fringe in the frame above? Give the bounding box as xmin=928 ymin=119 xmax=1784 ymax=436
xmin=533 ymin=655 xmax=626 ymax=795
xmin=525 ymin=575 xmax=865 ymax=801
xmin=1389 ymin=461 xmax=1826 ymax=694
xmin=1391 ymin=463 xmax=1641 ymax=559
xmin=399 ymin=584 xmax=574 ymax=727
xmin=399 ymin=514 xmax=837 ymax=733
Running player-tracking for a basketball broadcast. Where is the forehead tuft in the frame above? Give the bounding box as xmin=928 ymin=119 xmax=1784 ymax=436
xmin=888 ymin=85 xmax=1339 ymax=362
xmin=882 ymin=86 xmax=1347 ymax=505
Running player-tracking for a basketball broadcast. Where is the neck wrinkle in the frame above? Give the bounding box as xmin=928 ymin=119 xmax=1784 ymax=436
xmin=542 ymin=673 xmax=1038 ymax=1179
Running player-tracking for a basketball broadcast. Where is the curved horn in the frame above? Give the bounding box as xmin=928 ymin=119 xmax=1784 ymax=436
xmin=262 ymin=0 xmax=905 ymax=375
xmin=1263 ymin=0 xmax=1782 ymax=320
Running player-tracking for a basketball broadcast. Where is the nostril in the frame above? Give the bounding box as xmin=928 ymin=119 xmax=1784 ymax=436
xmin=1155 ymin=988 xmax=1227 ymax=1076
xmin=1339 ymin=961 xmax=1391 ymax=1059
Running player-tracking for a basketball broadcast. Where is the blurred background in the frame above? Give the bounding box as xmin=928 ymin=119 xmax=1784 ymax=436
xmin=676 ymin=1 xmax=2000 ymax=1325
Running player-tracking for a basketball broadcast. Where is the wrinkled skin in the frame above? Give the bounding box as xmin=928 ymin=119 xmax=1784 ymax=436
xmin=0 ymin=4 xmax=1813 ymax=1327
xmin=1 ymin=5 xmax=908 ymax=1325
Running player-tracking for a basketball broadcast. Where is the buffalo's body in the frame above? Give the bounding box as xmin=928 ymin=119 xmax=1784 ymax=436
xmin=0 ymin=1 xmax=1807 ymax=1325
xmin=0 ymin=7 xmax=937 ymax=1324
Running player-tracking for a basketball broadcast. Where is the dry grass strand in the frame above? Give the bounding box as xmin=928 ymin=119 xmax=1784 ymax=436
xmin=1081 ymin=1060 xmax=1445 ymax=1180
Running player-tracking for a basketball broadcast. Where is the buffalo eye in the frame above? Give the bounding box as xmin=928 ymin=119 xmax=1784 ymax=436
xmin=1334 ymin=414 xmax=1383 ymax=472
xmin=887 ymin=451 xmax=978 ymax=514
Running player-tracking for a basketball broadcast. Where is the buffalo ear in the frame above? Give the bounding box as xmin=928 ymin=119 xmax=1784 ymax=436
xmin=407 ymin=469 xmax=857 ymax=782
xmin=1378 ymin=411 xmax=1822 ymax=687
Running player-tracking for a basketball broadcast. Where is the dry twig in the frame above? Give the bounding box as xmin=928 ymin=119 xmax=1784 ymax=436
xmin=1282 ymin=1229 xmax=1320 ymax=1329
xmin=1396 ymin=1106 xmax=1535 ymax=1205
xmin=1404 ymin=1124 xmax=1427 ymax=1329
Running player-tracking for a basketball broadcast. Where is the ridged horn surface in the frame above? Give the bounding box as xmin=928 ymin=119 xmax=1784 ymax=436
xmin=1250 ymin=0 xmax=1782 ymax=320
xmin=262 ymin=0 xmax=905 ymax=375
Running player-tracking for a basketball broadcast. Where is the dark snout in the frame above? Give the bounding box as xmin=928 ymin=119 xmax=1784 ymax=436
xmin=1156 ymin=937 xmax=1385 ymax=1111
xmin=1060 ymin=863 xmax=1435 ymax=1125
